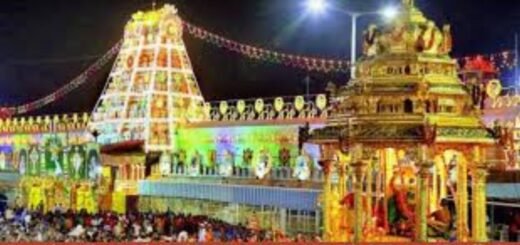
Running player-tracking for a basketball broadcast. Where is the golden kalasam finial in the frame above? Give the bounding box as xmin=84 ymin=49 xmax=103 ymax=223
xmin=402 ymin=0 xmax=414 ymax=8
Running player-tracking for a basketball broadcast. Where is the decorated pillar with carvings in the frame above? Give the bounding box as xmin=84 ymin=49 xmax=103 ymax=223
xmin=365 ymin=155 xmax=375 ymax=233
xmin=415 ymin=145 xmax=434 ymax=242
xmin=456 ymin=150 xmax=469 ymax=241
xmin=352 ymin=161 xmax=366 ymax=243
xmin=337 ymin=152 xmax=348 ymax=199
xmin=471 ymin=146 xmax=488 ymax=242
xmin=351 ymin=144 xmax=366 ymax=243
xmin=321 ymin=160 xmax=333 ymax=241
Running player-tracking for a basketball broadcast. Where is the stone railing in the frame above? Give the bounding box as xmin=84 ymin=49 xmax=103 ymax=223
xmin=166 ymin=165 xmax=325 ymax=183
xmin=156 ymin=164 xmax=384 ymax=193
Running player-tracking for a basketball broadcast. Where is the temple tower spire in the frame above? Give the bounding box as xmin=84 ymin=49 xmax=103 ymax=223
xmin=90 ymin=4 xmax=206 ymax=153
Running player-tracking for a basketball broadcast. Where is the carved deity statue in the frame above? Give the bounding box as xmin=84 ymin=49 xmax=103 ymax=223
xmin=325 ymin=82 xmax=337 ymax=96
xmin=389 ymin=21 xmax=408 ymax=52
xmin=363 ymin=25 xmax=380 ymax=56
xmin=446 ymin=154 xmax=458 ymax=195
xmin=416 ymin=21 xmax=443 ymax=54
xmin=441 ymin=24 xmax=453 ymax=54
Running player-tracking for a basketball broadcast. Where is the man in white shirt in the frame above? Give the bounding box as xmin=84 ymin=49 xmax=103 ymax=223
xmin=198 ymin=222 xmax=207 ymax=242
xmin=23 ymin=213 xmax=31 ymax=230
xmin=133 ymin=223 xmax=141 ymax=237
xmin=68 ymin=224 xmax=85 ymax=237
xmin=177 ymin=230 xmax=188 ymax=242
xmin=4 ymin=207 xmax=14 ymax=221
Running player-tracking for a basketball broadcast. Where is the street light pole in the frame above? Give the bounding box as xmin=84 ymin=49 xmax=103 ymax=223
xmin=304 ymin=0 xmax=398 ymax=80
xmin=351 ymin=14 xmax=359 ymax=79
xmin=347 ymin=11 xmax=387 ymax=79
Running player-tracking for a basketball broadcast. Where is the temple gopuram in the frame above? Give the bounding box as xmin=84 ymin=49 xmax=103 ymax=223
xmin=0 ymin=1 xmax=514 ymax=242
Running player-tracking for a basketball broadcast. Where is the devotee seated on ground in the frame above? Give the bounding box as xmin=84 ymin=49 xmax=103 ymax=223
xmin=0 ymin=205 xmax=319 ymax=242
xmin=427 ymin=199 xmax=453 ymax=239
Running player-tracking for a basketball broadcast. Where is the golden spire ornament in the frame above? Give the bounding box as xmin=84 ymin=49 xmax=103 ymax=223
xmin=403 ymin=0 xmax=415 ymax=8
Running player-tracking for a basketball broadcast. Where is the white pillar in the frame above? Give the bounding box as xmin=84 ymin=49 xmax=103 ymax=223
xmin=350 ymin=15 xmax=358 ymax=79
xmin=280 ymin=208 xmax=287 ymax=234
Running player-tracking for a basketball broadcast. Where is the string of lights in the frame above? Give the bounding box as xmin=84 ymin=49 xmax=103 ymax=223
xmin=182 ymin=21 xmax=351 ymax=74
xmin=0 ymin=40 xmax=122 ymax=118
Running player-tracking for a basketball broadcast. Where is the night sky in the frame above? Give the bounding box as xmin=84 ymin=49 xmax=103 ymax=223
xmin=1 ymin=0 xmax=519 ymax=115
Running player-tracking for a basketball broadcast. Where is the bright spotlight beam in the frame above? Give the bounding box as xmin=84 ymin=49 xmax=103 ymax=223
xmin=306 ymin=0 xmax=327 ymax=14
xmin=381 ymin=6 xmax=399 ymax=20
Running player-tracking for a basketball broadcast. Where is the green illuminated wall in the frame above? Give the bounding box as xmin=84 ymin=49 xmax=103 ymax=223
xmin=176 ymin=124 xmax=322 ymax=168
